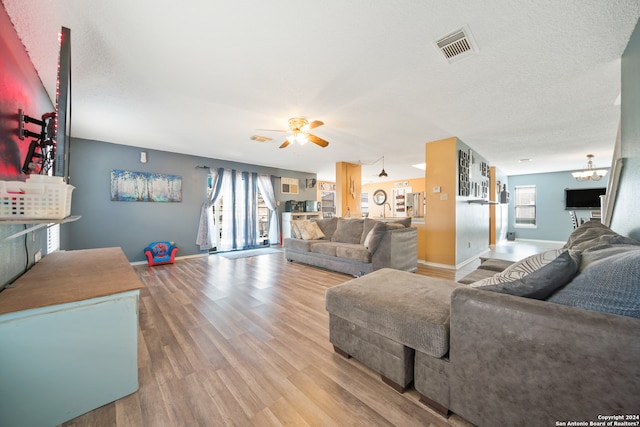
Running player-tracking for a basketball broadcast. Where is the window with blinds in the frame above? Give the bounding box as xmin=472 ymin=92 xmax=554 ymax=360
xmin=47 ymin=224 xmax=60 ymax=254
xmin=514 ymin=185 xmax=537 ymax=227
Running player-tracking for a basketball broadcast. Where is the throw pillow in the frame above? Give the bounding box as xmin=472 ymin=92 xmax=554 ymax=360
xmin=471 ymin=249 xmax=565 ymax=287
xmin=290 ymin=220 xmax=304 ymax=239
xmin=478 ymin=250 xmax=580 ymax=299
xmin=298 ymin=221 xmax=325 ymax=240
xmin=548 ymin=249 xmax=640 ymax=318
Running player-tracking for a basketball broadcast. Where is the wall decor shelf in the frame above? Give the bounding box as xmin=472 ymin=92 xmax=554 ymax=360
xmin=0 ymin=215 xmax=80 ymax=245
xmin=466 ymin=200 xmax=499 ymax=205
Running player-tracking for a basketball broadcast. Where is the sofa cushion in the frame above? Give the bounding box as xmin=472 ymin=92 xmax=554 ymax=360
xmin=284 ymin=237 xmax=322 ymax=253
xmin=563 ymin=221 xmax=640 ymax=251
xmin=478 ymin=258 xmax=514 ymax=272
xmin=471 ymin=249 xmax=565 ymax=287
xmin=578 ymin=244 xmax=640 ymax=272
xmin=313 ymin=217 xmax=338 ymax=241
xmin=548 ymin=248 xmax=640 ymax=318
xmin=310 ymin=242 xmax=338 ymax=257
xmin=390 ymin=217 xmax=411 ymax=228
xmin=336 ymin=244 xmax=372 ymax=264
xmin=331 ymin=219 xmax=365 ymax=244
xmin=363 ymin=222 xmax=403 ymax=253
xmin=297 ymin=221 xmax=325 ymax=240
xmin=361 ymin=218 xmax=379 ymax=244
xmin=326 ymin=268 xmax=461 ymax=358
xmin=478 ymin=250 xmax=580 ymax=299
xmin=458 ymin=268 xmax=504 ymax=285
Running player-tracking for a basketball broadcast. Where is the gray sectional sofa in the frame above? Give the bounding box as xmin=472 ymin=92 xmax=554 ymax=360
xmin=326 ymin=221 xmax=640 ymax=427
xmin=283 ymin=217 xmax=417 ymax=276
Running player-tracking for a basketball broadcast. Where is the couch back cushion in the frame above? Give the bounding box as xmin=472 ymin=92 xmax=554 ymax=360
xmin=361 ymin=218 xmax=379 ymax=244
xmin=563 ymin=221 xmax=640 ymax=251
xmin=548 ymin=248 xmax=640 ymax=318
xmin=313 ymin=217 xmax=338 ymax=240
xmin=331 ymin=219 xmax=364 ymax=244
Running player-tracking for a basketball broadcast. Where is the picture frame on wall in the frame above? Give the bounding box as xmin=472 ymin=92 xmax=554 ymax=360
xmin=281 ymin=177 xmax=299 ymax=194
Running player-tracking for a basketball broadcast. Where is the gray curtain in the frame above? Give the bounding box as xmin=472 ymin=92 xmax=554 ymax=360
xmin=196 ymin=167 xmax=224 ymax=250
xmin=257 ymin=174 xmax=279 ymax=245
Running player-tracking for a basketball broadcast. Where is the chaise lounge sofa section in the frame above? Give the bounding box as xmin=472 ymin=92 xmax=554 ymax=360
xmin=284 ymin=217 xmax=417 ymax=276
xmin=326 ymin=221 xmax=640 ymax=427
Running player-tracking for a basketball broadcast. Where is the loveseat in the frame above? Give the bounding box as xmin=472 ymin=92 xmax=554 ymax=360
xmin=284 ymin=217 xmax=417 ymax=276
xmin=325 ymin=221 xmax=640 ymax=427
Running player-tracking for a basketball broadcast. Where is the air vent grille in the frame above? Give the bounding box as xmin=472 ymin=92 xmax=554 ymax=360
xmin=434 ymin=25 xmax=477 ymax=63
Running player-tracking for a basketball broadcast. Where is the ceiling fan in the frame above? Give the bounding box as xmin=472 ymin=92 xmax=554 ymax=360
xmin=253 ymin=117 xmax=329 ymax=149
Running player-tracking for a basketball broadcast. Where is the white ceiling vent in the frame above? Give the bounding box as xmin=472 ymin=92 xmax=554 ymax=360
xmin=434 ymin=25 xmax=478 ymax=64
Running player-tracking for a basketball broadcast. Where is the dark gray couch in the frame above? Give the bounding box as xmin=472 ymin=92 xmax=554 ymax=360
xmin=284 ymin=217 xmax=418 ymax=276
xmin=326 ymin=221 xmax=640 ymax=426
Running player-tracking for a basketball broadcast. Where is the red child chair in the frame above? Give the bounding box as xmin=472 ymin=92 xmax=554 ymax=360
xmin=144 ymin=241 xmax=178 ymax=266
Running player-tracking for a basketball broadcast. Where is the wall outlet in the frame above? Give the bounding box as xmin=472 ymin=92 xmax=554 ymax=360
xmin=440 ymin=193 xmax=448 ymax=201
xmin=433 ymin=186 xmax=441 ymax=193
xmin=34 ymin=250 xmax=42 ymax=263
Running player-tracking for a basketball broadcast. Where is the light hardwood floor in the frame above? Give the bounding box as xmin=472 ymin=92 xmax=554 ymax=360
xmin=60 ymin=242 xmax=558 ymax=427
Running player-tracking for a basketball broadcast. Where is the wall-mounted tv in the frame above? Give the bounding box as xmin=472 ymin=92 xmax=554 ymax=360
xmin=565 ymin=187 xmax=606 ymax=210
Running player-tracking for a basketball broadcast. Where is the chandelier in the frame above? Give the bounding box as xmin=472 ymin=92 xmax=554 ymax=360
xmin=571 ymin=154 xmax=607 ymax=181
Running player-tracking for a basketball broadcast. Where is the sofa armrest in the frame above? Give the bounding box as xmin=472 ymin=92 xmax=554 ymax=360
xmin=372 ymin=226 xmax=417 ymax=272
xmin=449 ymin=286 xmax=640 ymax=426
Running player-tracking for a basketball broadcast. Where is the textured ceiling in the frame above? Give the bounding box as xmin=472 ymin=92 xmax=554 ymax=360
xmin=4 ymin=0 xmax=640 ymax=182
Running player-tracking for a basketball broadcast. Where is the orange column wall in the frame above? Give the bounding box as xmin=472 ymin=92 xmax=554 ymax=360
xmin=424 ymin=137 xmax=457 ymax=265
xmin=335 ymin=162 xmax=362 ymax=217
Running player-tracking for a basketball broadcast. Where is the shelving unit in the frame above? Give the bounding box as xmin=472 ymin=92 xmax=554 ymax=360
xmin=0 ymin=216 xmax=80 ymax=244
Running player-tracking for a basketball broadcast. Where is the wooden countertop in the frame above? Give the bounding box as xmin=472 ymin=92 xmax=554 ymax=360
xmin=0 ymin=247 xmax=144 ymax=315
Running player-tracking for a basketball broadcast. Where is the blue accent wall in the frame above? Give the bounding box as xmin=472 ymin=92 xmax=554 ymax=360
xmin=62 ymin=138 xmax=318 ymax=262
xmin=508 ymin=170 xmax=609 ymax=242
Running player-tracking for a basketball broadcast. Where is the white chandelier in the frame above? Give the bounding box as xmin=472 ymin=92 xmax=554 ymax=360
xmin=571 ymin=154 xmax=607 ymax=181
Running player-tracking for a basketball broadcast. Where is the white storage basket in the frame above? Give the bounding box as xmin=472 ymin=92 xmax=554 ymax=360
xmin=0 ymin=176 xmax=74 ymax=219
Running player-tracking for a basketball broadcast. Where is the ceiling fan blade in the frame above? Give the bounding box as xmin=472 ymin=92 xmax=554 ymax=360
xmin=250 ymin=134 xmax=273 ymax=142
xmin=255 ymin=128 xmax=288 ymax=133
xmin=279 ymin=140 xmax=291 ymax=149
xmin=307 ymin=133 xmax=329 ymax=148
xmin=307 ymin=120 xmax=324 ymax=130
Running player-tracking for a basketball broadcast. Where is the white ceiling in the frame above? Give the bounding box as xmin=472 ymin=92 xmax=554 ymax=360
xmin=4 ymin=0 xmax=640 ymax=183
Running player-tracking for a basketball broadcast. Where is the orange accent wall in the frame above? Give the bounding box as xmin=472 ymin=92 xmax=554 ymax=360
xmin=424 ymin=137 xmax=457 ymax=265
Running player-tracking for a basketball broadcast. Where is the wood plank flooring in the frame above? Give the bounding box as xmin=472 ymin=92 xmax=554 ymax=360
xmin=60 ymin=243 xmax=556 ymax=427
